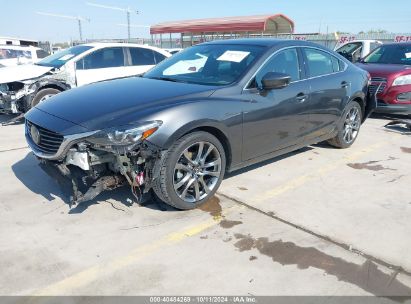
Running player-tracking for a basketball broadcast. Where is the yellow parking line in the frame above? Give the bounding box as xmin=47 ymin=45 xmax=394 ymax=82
xmin=254 ymin=141 xmax=387 ymax=202
xmin=33 ymin=217 xmax=222 ymax=296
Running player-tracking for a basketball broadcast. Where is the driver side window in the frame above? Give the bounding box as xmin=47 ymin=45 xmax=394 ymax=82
xmin=76 ymin=47 xmax=125 ymax=70
xmin=254 ymin=48 xmax=300 ymax=88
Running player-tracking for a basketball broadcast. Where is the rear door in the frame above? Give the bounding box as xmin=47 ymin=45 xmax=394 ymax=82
xmin=301 ymin=47 xmax=349 ymax=140
xmin=75 ymin=47 xmax=126 ymax=86
xmin=124 ymin=47 xmax=166 ymax=76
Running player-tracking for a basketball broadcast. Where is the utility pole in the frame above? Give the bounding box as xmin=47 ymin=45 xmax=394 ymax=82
xmin=36 ymin=12 xmax=90 ymax=41
xmin=86 ymin=2 xmax=139 ymax=41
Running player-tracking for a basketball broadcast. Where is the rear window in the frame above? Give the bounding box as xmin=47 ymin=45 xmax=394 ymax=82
xmin=154 ymin=51 xmax=166 ymax=64
xmin=304 ymin=48 xmax=340 ymax=77
xmin=129 ymin=47 xmax=156 ymax=66
xmin=36 ymin=49 xmax=49 ymax=59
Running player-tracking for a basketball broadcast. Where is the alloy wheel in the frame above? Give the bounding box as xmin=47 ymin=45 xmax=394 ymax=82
xmin=343 ymin=106 xmax=361 ymax=144
xmin=173 ymin=141 xmax=222 ymax=203
xmin=39 ymin=94 xmax=54 ymax=103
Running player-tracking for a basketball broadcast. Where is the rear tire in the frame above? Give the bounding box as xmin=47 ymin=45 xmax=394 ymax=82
xmin=328 ymin=101 xmax=362 ymax=149
xmin=152 ymin=131 xmax=226 ymax=210
xmin=30 ymin=88 xmax=61 ymax=109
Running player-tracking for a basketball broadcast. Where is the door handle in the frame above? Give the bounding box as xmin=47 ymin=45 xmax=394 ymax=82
xmin=296 ymin=93 xmax=308 ymax=103
xmin=341 ymin=81 xmax=350 ymax=88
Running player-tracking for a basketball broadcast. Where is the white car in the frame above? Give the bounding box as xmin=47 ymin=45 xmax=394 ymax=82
xmin=0 ymin=45 xmax=49 ymax=68
xmin=0 ymin=43 xmax=170 ymax=114
xmin=335 ymin=40 xmax=383 ymax=62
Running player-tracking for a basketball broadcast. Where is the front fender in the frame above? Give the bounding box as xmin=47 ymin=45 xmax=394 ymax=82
xmin=145 ymin=98 xmax=244 ymax=168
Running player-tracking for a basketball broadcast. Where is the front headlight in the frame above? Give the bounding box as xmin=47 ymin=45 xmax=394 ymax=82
xmin=87 ymin=120 xmax=162 ymax=151
xmin=392 ymin=75 xmax=411 ymax=86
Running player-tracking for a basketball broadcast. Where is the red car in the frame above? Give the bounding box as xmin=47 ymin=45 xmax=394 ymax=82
xmin=357 ymin=42 xmax=411 ymax=115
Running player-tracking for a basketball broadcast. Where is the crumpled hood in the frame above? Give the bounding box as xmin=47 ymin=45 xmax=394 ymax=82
xmin=35 ymin=77 xmax=216 ymax=131
xmin=0 ymin=64 xmax=53 ymax=83
xmin=357 ymin=63 xmax=411 ymax=78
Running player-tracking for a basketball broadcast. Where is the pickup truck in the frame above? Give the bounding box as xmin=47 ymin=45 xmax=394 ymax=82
xmin=335 ymin=40 xmax=383 ymax=62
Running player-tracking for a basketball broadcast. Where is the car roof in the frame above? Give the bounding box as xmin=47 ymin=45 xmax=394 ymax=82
xmin=202 ymin=38 xmax=325 ymax=48
xmin=78 ymin=42 xmax=171 ymax=56
xmin=82 ymin=42 xmax=163 ymax=50
xmin=382 ymin=42 xmax=411 ymax=46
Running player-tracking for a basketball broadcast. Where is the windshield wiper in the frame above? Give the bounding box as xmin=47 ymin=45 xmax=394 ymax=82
xmin=149 ymin=76 xmax=180 ymax=82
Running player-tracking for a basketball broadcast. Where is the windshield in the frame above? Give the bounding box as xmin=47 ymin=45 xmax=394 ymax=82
xmin=144 ymin=44 xmax=265 ymax=86
xmin=336 ymin=42 xmax=362 ymax=55
xmin=364 ymin=44 xmax=411 ymax=65
xmin=36 ymin=45 xmax=93 ymax=68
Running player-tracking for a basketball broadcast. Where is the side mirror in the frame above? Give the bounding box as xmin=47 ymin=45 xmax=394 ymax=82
xmin=261 ymin=72 xmax=291 ymax=90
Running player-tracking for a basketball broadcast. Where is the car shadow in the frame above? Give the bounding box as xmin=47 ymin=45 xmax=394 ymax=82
xmin=225 ymin=146 xmax=313 ymax=179
xmin=0 ymin=113 xmax=24 ymax=125
xmin=12 ymin=152 xmax=176 ymax=214
xmin=370 ymin=112 xmax=410 ymax=121
xmin=370 ymin=113 xmax=411 ymax=135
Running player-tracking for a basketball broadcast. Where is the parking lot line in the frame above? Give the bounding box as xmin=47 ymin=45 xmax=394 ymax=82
xmin=254 ymin=141 xmax=388 ymax=203
xmin=33 ymin=216 xmax=228 ymax=296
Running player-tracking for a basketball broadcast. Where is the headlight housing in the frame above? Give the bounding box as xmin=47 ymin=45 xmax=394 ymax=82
xmin=86 ymin=120 xmax=162 ymax=152
xmin=392 ymin=75 xmax=411 ymax=86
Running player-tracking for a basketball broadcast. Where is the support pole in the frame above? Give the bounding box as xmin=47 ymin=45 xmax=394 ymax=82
xmin=127 ymin=10 xmax=131 ymax=41
xmin=78 ymin=19 xmax=83 ymax=41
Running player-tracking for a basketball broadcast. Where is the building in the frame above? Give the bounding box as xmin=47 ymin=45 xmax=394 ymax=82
xmin=0 ymin=36 xmax=39 ymax=46
xmin=150 ymin=14 xmax=295 ymax=48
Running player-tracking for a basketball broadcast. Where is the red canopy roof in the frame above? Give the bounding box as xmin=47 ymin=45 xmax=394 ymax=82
xmin=150 ymin=14 xmax=294 ymax=35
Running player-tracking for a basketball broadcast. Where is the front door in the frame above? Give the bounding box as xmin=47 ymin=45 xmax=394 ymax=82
xmin=242 ymin=48 xmax=311 ymax=161
xmin=75 ymin=47 xmax=126 ymax=87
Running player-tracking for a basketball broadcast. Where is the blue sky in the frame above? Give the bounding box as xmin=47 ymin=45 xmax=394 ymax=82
xmin=1 ymin=0 xmax=410 ymax=42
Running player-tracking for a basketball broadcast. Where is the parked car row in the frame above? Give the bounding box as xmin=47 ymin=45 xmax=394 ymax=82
xmin=0 ymin=43 xmax=170 ymax=114
xmin=334 ymin=40 xmax=411 ymax=114
xmin=1 ymin=38 xmax=410 ymax=211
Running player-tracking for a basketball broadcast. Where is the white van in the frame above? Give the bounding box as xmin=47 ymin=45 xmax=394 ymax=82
xmin=0 ymin=45 xmax=49 ymax=68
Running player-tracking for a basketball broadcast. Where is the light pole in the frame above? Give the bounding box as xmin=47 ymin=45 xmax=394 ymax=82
xmin=36 ymin=12 xmax=90 ymax=42
xmin=86 ymin=2 xmax=139 ymax=41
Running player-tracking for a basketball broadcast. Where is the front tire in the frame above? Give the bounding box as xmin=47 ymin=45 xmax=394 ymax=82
xmin=153 ymin=131 xmax=226 ymax=210
xmin=328 ymin=101 xmax=362 ymax=148
xmin=30 ymin=88 xmax=61 ymax=109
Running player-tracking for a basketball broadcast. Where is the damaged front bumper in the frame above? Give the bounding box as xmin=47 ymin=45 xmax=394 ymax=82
xmin=25 ymin=118 xmax=163 ymax=207
xmin=39 ymin=160 xmax=126 ymax=207
xmin=0 ymin=84 xmax=34 ymax=114
xmin=35 ymin=143 xmax=161 ymax=208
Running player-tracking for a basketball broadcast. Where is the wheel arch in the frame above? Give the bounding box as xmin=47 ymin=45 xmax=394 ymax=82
xmin=345 ymin=90 xmax=366 ymax=121
xmin=32 ymin=80 xmax=71 ymax=95
xmin=161 ymin=121 xmax=233 ymax=172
